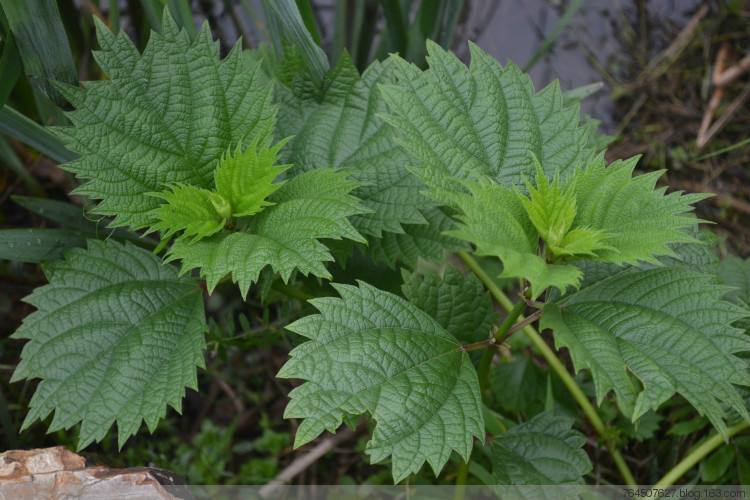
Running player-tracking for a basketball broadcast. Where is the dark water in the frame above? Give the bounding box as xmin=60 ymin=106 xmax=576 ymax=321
xmin=212 ymin=0 xmax=706 ymax=129
xmin=467 ymin=0 xmax=705 ymax=128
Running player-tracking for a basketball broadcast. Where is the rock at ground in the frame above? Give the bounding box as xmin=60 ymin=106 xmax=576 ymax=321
xmin=0 ymin=446 xmax=182 ymax=499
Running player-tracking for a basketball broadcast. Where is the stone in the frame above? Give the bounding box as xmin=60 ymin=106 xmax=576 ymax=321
xmin=0 ymin=446 xmax=182 ymax=499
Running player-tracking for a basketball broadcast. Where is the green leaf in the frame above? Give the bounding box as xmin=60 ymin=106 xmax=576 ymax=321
xmin=519 ymin=164 xmax=577 ymax=251
xmin=278 ymin=54 xmax=427 ymax=237
xmin=717 ymin=256 xmax=750 ymax=305
xmin=701 ymin=445 xmax=735 ymax=483
xmin=0 ymin=228 xmax=86 ymax=263
xmin=541 ymin=266 xmax=750 ymax=435
xmin=380 ymin=41 xmax=597 ymax=188
xmin=401 ymin=265 xmax=495 ymax=343
xmin=444 ymin=179 xmax=582 ymax=298
xmin=278 ymin=281 xmax=484 ymax=482
xmin=55 ymin=13 xmax=276 ymax=231
xmin=491 ymin=358 xmax=546 ymax=415
xmin=167 ymin=169 xmax=367 ymax=297
xmin=11 ymin=240 xmax=206 ymax=449
xmin=518 ymin=159 xmax=614 ymax=259
xmin=148 ymin=184 xmax=229 ymax=243
xmin=214 ymin=140 xmax=290 ymax=217
xmin=366 ymin=207 xmax=465 ymax=268
xmin=490 ymin=412 xmax=592 ymax=484
xmin=572 ymin=157 xmax=708 ymax=265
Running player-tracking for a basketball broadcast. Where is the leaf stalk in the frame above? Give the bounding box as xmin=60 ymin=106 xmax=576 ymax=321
xmin=457 ymin=250 xmax=637 ymax=486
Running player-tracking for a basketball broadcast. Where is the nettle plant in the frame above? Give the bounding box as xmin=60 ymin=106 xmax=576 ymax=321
xmin=10 ymin=12 xmax=750 ymax=485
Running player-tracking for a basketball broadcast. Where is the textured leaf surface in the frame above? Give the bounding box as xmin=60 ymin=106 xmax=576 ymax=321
xmin=717 ymin=256 xmax=750 ymax=305
xmin=445 ymin=180 xmax=581 ymax=298
xmin=278 ymin=55 xmax=426 ymax=237
xmin=12 ymin=240 xmax=206 ymax=448
xmin=542 ymin=266 xmax=750 ymax=434
xmin=572 ymin=157 xmax=708 ymax=265
xmin=491 ymin=413 xmax=591 ymax=485
xmin=168 ymin=169 xmax=367 ymax=297
xmin=401 ymin=266 xmax=495 ymax=343
xmin=380 ymin=41 xmax=596 ymax=187
xmin=213 ymin=140 xmax=289 ymax=217
xmin=278 ymin=281 xmax=484 ymax=482
xmin=56 ymin=14 xmax=275 ymax=230
xmin=148 ymin=184 xmax=228 ymax=243
xmin=367 ymin=207 xmax=465 ymax=268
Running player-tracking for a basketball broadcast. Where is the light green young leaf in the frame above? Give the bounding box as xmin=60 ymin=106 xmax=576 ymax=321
xmin=572 ymin=157 xmax=709 ymax=265
xmin=148 ymin=184 xmax=228 ymax=243
xmin=490 ymin=413 xmax=592 ymax=485
xmin=541 ymin=266 xmax=750 ymax=435
xmin=11 ymin=240 xmax=206 ymax=449
xmin=278 ymin=281 xmax=484 ymax=483
xmin=401 ymin=266 xmax=495 ymax=343
xmin=54 ymin=13 xmax=276 ymax=231
xmin=214 ymin=140 xmax=290 ymax=217
xmin=553 ymin=227 xmax=612 ymax=258
xmin=520 ymin=161 xmax=576 ymax=248
xmin=380 ymin=41 xmax=598 ymax=188
xmin=167 ymin=169 xmax=367 ymax=297
xmin=445 ymin=180 xmax=581 ymax=298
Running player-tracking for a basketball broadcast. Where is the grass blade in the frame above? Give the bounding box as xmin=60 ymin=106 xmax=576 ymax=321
xmin=380 ymin=0 xmax=408 ymax=54
xmin=563 ymin=81 xmax=604 ymax=104
xmin=0 ymin=29 xmax=21 ymax=108
xmin=0 ymin=0 xmax=77 ymax=117
xmin=0 ymin=137 xmax=43 ymax=195
xmin=262 ymin=0 xmax=329 ymax=86
xmin=12 ymin=196 xmax=94 ymax=232
xmin=331 ymin=0 xmax=346 ymax=62
xmin=435 ymin=0 xmax=464 ymax=49
xmin=108 ymin=0 xmax=120 ymax=33
xmin=0 ymin=105 xmax=75 ymax=163
xmin=139 ymin=0 xmax=163 ymax=32
xmin=523 ymin=0 xmax=584 ymax=72
xmin=0 ymin=228 xmax=86 ymax=263
xmin=167 ymin=0 xmax=197 ymax=37
xmin=294 ymin=0 xmax=321 ymax=44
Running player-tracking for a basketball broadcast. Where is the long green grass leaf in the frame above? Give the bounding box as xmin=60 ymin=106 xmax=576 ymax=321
xmin=380 ymin=0 xmax=408 ymax=54
xmin=0 ymin=228 xmax=86 ymax=263
xmin=0 ymin=137 xmax=43 ymax=195
xmin=0 ymin=105 xmax=75 ymax=162
xmin=0 ymin=0 xmax=77 ymax=113
xmin=523 ymin=0 xmax=584 ymax=72
xmin=294 ymin=0 xmax=321 ymax=44
xmin=0 ymin=30 xmax=21 ymax=108
xmin=262 ymin=0 xmax=329 ymax=86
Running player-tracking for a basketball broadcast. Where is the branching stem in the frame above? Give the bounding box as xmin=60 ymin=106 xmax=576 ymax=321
xmin=457 ymin=251 xmax=637 ymax=486
xmin=655 ymin=421 xmax=750 ymax=488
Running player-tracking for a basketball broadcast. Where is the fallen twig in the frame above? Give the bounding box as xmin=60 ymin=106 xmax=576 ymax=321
xmin=714 ymin=52 xmax=750 ymax=88
xmin=260 ymin=428 xmax=357 ymax=497
xmin=697 ymin=43 xmax=731 ymax=148
xmin=613 ymin=5 xmax=708 ymax=98
xmin=698 ymin=82 xmax=750 ymax=149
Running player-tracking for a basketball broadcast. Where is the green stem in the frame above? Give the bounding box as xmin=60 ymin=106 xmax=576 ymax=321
xmin=453 ymin=459 xmax=469 ymax=500
xmin=457 ymin=251 xmax=637 ymax=486
xmin=654 ymin=421 xmax=750 ymax=488
xmin=477 ymin=301 xmax=525 ymax=393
